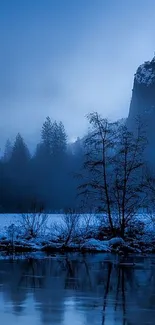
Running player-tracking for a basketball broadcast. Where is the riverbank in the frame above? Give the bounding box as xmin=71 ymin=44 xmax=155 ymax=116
xmin=0 ymin=234 xmax=155 ymax=255
xmin=0 ymin=213 xmax=155 ymax=256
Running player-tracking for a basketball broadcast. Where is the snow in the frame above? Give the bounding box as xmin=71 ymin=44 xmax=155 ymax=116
xmin=0 ymin=214 xmax=20 ymax=229
xmin=0 ymin=213 xmax=97 ymax=229
xmin=81 ymin=237 xmax=126 ymax=252
xmin=0 ymin=212 xmax=154 ymax=235
xmin=0 ymin=213 xmax=66 ymax=238
xmin=135 ymin=61 xmax=155 ymax=86
xmin=0 ymin=213 xmax=154 ymax=254
xmin=134 ymin=54 xmax=155 ymax=89
xmin=81 ymin=239 xmax=110 ymax=252
xmin=108 ymin=237 xmax=125 ymax=246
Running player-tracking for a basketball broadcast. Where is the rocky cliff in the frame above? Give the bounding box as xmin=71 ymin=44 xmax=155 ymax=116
xmin=127 ymin=56 xmax=155 ymax=161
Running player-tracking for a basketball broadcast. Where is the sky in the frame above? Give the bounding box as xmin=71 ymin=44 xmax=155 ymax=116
xmin=0 ymin=0 xmax=155 ymax=150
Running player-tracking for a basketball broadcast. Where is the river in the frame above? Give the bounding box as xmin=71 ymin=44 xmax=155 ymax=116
xmin=0 ymin=253 xmax=154 ymax=324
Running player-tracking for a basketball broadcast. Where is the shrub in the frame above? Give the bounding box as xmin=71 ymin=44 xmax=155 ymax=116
xmin=53 ymin=211 xmax=81 ymax=245
xmin=19 ymin=213 xmax=48 ymax=239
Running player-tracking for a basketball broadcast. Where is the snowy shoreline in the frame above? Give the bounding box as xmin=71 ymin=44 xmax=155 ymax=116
xmin=0 ymin=213 xmax=155 ymax=256
xmin=0 ymin=236 xmax=154 ymax=256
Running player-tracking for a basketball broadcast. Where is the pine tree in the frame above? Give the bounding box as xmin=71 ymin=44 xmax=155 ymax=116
xmin=58 ymin=121 xmax=67 ymax=153
xmin=11 ymin=133 xmax=30 ymax=166
xmin=52 ymin=121 xmax=67 ymax=157
xmin=33 ymin=117 xmax=68 ymax=210
xmin=3 ymin=139 xmax=12 ymax=162
xmin=41 ymin=117 xmax=67 ymax=157
xmin=41 ymin=116 xmax=53 ymax=156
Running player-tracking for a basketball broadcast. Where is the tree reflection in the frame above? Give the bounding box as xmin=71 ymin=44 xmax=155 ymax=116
xmin=0 ymin=255 xmax=154 ymax=324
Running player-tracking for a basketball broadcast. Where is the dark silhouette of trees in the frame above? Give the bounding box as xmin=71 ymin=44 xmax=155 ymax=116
xmin=0 ymin=116 xmax=81 ymax=212
xmin=113 ymin=122 xmax=146 ymax=237
xmin=10 ymin=133 xmax=30 ymax=166
xmin=33 ymin=117 xmax=68 ymax=210
xmin=78 ymin=112 xmax=146 ymax=237
xmin=41 ymin=116 xmax=53 ymax=155
xmin=2 ymin=139 xmax=12 ymax=162
xmin=0 ymin=134 xmax=31 ymax=211
xmin=0 ymin=113 xmax=149 ymax=220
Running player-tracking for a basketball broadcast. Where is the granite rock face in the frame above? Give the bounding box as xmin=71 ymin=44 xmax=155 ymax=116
xmin=127 ymin=56 xmax=155 ymax=162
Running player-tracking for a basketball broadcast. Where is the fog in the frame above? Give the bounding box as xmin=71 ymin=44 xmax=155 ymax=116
xmin=0 ymin=0 xmax=155 ymax=150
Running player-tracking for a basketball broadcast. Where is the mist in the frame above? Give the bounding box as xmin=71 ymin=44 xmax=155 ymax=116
xmin=1 ymin=5 xmax=155 ymax=322
xmin=0 ymin=0 xmax=155 ymax=150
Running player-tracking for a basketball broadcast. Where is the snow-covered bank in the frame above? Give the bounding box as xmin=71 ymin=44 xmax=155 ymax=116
xmin=0 ymin=213 xmax=155 ymax=255
xmin=0 ymin=234 xmax=154 ymax=255
xmin=0 ymin=236 xmax=126 ymax=254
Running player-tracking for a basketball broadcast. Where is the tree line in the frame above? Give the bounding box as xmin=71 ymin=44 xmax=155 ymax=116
xmin=0 ymin=112 xmax=155 ymax=238
xmin=0 ymin=116 xmax=84 ymax=212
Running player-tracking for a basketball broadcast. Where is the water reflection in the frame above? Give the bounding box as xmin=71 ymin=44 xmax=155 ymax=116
xmin=0 ymin=254 xmax=154 ymax=324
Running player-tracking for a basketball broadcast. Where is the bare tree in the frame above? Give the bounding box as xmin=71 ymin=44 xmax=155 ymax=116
xmin=53 ymin=209 xmax=80 ymax=246
xmin=78 ymin=112 xmax=117 ymax=233
xmin=78 ymin=112 xmax=146 ymax=237
xmin=20 ymin=212 xmax=48 ymax=238
xmin=112 ymin=122 xmax=147 ymax=237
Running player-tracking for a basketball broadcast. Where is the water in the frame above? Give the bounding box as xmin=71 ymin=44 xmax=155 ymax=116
xmin=0 ymin=253 xmax=155 ymax=325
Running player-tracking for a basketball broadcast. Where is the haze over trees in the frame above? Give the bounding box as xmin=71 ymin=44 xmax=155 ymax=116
xmin=0 ymin=112 xmax=154 ymax=236
xmin=0 ymin=116 xmax=83 ymax=212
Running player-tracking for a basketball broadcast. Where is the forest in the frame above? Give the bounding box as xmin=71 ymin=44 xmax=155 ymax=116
xmin=0 ymin=112 xmax=154 ymax=232
xmin=0 ymin=116 xmax=84 ymax=212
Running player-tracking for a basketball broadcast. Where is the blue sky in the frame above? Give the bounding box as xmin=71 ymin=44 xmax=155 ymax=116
xmin=0 ymin=0 xmax=155 ymax=147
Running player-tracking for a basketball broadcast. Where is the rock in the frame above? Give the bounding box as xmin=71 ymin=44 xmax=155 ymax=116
xmin=127 ymin=55 xmax=155 ymax=163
